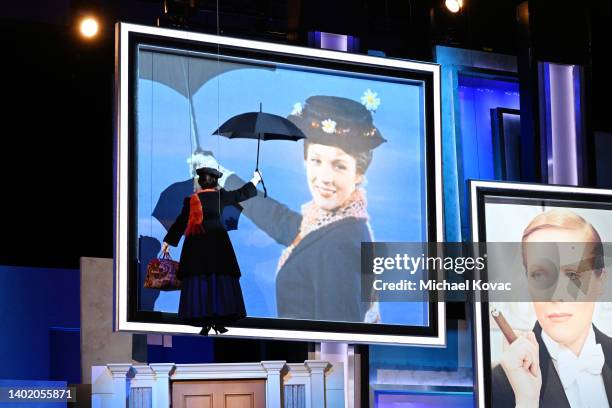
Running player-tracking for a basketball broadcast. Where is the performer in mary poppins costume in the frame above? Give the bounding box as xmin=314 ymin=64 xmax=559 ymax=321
xmin=162 ymin=166 xmax=262 ymax=335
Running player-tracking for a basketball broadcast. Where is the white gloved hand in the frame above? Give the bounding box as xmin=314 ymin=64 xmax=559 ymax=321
xmin=161 ymin=242 xmax=170 ymax=254
xmin=250 ymin=170 xmax=262 ymax=186
xmin=188 ymin=151 xmax=234 ymax=187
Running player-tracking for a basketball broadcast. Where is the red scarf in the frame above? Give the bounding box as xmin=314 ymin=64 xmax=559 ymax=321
xmin=185 ymin=188 xmax=216 ymax=236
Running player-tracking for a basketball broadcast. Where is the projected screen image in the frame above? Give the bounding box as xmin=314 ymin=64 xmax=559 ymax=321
xmin=471 ymin=181 xmax=612 ymax=407
xmin=116 ymin=24 xmax=443 ymax=342
xmin=136 ymin=47 xmax=429 ymax=326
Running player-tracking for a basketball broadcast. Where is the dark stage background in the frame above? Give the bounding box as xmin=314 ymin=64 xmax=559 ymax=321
xmin=0 ymin=0 xmax=611 ymax=268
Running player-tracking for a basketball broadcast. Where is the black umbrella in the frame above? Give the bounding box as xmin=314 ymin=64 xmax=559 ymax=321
xmin=212 ymin=103 xmax=306 ymax=197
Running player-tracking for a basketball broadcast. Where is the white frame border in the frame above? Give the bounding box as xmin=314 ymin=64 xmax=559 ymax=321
xmin=115 ymin=22 xmax=445 ymax=346
xmin=470 ymin=180 xmax=612 ymax=407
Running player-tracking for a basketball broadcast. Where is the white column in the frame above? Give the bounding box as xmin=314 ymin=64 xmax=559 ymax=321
xmin=320 ymin=343 xmax=350 ymax=408
xmin=107 ymin=364 xmax=132 ymax=408
xmin=131 ymin=365 xmax=156 ymax=407
xmin=132 ymin=365 xmax=155 ymax=386
xmin=305 ymin=360 xmax=331 ymax=408
xmin=261 ymin=361 xmax=287 ymax=408
xmin=150 ymin=363 xmax=175 ymax=408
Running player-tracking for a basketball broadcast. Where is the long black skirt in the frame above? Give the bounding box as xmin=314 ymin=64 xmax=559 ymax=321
xmin=178 ymin=273 xmax=246 ymax=327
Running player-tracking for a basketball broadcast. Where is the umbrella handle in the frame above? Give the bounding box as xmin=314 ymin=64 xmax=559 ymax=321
xmin=261 ymin=181 xmax=267 ymax=198
xmin=257 ymin=170 xmax=268 ymax=198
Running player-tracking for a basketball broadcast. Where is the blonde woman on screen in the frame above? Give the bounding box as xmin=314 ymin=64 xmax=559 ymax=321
xmin=492 ymin=209 xmax=611 ymax=408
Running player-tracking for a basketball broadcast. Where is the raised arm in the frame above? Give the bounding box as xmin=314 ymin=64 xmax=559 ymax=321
xmin=221 ymin=172 xmax=260 ymax=204
xmin=224 ymin=174 xmax=301 ymax=246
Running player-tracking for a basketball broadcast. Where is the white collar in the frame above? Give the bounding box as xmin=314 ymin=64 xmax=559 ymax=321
xmin=542 ymin=325 xmax=598 ymax=362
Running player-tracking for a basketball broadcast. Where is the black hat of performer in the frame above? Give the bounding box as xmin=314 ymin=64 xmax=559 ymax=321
xmin=287 ymin=94 xmax=387 ymax=154
xmin=195 ymin=166 xmax=223 ymax=179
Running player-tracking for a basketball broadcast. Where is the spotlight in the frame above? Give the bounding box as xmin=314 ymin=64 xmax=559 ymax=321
xmin=79 ymin=16 xmax=99 ymax=39
xmin=445 ymin=0 xmax=463 ymax=13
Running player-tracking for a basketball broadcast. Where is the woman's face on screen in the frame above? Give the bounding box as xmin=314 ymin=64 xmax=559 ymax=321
xmin=305 ymin=143 xmax=363 ymax=211
xmin=526 ymin=226 xmax=601 ymax=347
xmin=534 ymin=301 xmax=595 ymax=347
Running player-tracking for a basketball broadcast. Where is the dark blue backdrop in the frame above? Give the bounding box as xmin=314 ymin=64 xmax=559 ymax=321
xmin=0 ymin=266 xmax=80 ymax=383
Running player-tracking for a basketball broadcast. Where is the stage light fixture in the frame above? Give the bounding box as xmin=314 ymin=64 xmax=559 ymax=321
xmin=445 ymin=0 xmax=463 ymax=13
xmin=79 ymin=16 xmax=99 ymax=39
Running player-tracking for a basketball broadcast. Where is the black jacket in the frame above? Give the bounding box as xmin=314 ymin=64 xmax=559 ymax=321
xmin=163 ymin=183 xmax=257 ymax=279
xmin=491 ymin=322 xmax=612 ymax=408
xmin=225 ymin=174 xmax=370 ymax=322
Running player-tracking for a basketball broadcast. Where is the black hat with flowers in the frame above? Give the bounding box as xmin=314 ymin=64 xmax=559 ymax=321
xmin=287 ymin=93 xmax=387 ymax=153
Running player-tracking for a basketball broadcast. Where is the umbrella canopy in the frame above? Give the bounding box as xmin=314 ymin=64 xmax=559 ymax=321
xmin=212 ymin=111 xmax=306 ymax=141
xmin=138 ymin=51 xmax=254 ymax=100
xmin=138 ymin=51 xmax=274 ymax=150
xmin=141 ymin=54 xmax=274 ymax=230
xmin=211 ymin=107 xmax=307 ymax=198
